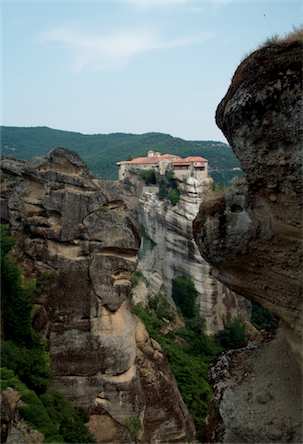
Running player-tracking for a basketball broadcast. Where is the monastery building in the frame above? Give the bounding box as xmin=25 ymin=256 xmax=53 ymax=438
xmin=117 ymin=150 xmax=209 ymax=182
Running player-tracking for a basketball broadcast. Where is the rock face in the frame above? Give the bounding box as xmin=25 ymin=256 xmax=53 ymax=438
xmin=193 ymin=39 xmax=302 ymax=369
xmin=207 ymin=324 xmax=302 ymax=443
xmin=0 ymin=148 xmax=194 ymax=442
xmin=138 ymin=178 xmax=250 ymax=334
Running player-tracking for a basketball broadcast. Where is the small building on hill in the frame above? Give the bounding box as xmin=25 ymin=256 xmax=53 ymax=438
xmin=116 ymin=151 xmax=209 ymax=182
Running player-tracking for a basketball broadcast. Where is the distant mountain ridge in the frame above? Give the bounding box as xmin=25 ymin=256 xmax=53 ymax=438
xmin=0 ymin=126 xmax=242 ymax=182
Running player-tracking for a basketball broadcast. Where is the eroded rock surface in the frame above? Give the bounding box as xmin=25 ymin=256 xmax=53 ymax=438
xmin=138 ymin=179 xmax=250 ymax=334
xmin=206 ymin=325 xmax=302 ymax=443
xmin=193 ymin=39 xmax=302 ymax=368
xmin=1 ymin=148 xmax=194 ymax=442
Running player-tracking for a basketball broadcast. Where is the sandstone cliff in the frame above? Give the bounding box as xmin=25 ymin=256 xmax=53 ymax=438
xmin=193 ymin=38 xmax=302 ymax=369
xmin=192 ymin=35 xmax=302 ymax=443
xmin=0 ymin=148 xmax=194 ymax=442
xmin=137 ymin=177 xmax=251 ymax=334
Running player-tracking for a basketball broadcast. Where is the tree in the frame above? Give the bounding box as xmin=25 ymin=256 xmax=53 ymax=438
xmin=139 ymin=169 xmax=156 ymax=185
xmin=172 ymin=276 xmax=198 ymax=319
xmin=217 ymin=317 xmax=246 ymax=349
xmin=157 ymin=180 xmax=166 ymax=200
xmin=251 ymin=302 xmax=273 ymax=330
xmin=1 ymin=225 xmax=35 ymax=343
xmin=168 ymin=188 xmax=180 ymax=205
xmin=126 ymin=153 xmax=133 ymax=161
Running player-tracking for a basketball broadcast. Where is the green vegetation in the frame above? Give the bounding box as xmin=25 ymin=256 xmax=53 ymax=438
xmin=1 ymin=339 xmax=51 ymax=394
xmin=1 ymin=225 xmax=51 ymax=393
xmin=139 ymin=169 xmax=157 ymax=185
xmin=149 ymin=292 xmax=176 ymax=323
xmin=210 ymin=168 xmax=243 ymax=186
xmin=123 ymin=414 xmax=142 ymax=437
xmin=251 ymin=302 xmax=273 ymax=330
xmin=1 ymin=369 xmax=94 ymax=443
xmin=0 ymin=126 xmax=241 ymax=181
xmin=172 ymin=275 xmax=199 ymax=319
xmin=166 ymin=171 xmax=180 ymax=205
xmin=1 ymin=225 xmax=94 ymax=443
xmin=1 ymin=225 xmax=35 ymax=344
xmin=132 ymin=272 xmax=222 ymax=440
xmin=217 ymin=316 xmax=246 ymax=349
xmin=157 ymin=180 xmax=166 ymax=200
xmin=130 ymin=270 xmax=149 ymax=289
xmin=168 ymin=188 xmax=180 ymax=205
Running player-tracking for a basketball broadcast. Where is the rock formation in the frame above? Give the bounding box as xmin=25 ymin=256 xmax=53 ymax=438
xmin=193 ymin=35 xmax=302 ymax=443
xmin=193 ymin=38 xmax=302 ymax=370
xmin=0 ymin=148 xmax=194 ymax=442
xmin=206 ymin=323 xmax=302 ymax=443
xmin=137 ymin=178 xmax=251 ymax=334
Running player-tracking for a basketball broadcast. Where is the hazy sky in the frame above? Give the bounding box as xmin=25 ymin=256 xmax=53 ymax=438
xmin=1 ymin=1 xmax=301 ymax=142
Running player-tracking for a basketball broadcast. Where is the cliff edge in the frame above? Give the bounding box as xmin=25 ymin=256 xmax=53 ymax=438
xmin=193 ymin=38 xmax=302 ymax=370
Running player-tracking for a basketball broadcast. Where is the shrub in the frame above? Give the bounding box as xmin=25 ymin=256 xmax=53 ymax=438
xmin=1 ymin=226 xmax=36 ymax=344
xmin=1 ymin=368 xmax=63 ymax=442
xmin=168 ymin=188 xmax=180 ymax=205
xmin=60 ymin=406 xmax=95 ymax=443
xmin=139 ymin=169 xmax=156 ymax=185
xmin=155 ymin=293 xmax=176 ymax=322
xmin=131 ymin=270 xmax=149 ymax=288
xmin=123 ymin=414 xmax=142 ymax=437
xmin=251 ymin=302 xmax=273 ymax=330
xmin=1 ymin=369 xmax=94 ymax=443
xmin=40 ymin=389 xmax=74 ymax=426
xmin=157 ymin=180 xmax=166 ymax=200
xmin=1 ymin=338 xmax=51 ymax=394
xmin=217 ymin=317 xmax=246 ymax=349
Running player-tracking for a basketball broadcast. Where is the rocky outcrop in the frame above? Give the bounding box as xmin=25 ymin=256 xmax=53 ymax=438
xmin=206 ymin=324 xmax=302 ymax=443
xmin=0 ymin=148 xmax=194 ymax=442
xmin=193 ymin=39 xmax=302 ymax=369
xmin=138 ymin=178 xmax=250 ymax=334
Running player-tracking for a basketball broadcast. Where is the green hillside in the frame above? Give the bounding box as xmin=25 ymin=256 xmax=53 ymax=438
xmin=0 ymin=126 xmax=242 ymax=183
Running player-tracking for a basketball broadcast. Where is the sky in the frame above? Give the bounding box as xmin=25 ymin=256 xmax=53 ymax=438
xmin=1 ymin=1 xmax=302 ymax=143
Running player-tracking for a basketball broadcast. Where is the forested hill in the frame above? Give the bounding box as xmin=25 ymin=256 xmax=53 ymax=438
xmin=0 ymin=126 xmax=242 ymax=183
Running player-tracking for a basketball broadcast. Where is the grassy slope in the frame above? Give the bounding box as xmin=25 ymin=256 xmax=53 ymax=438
xmin=1 ymin=126 xmax=242 ymax=183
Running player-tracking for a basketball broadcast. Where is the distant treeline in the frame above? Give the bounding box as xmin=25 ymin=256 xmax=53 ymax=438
xmin=1 ymin=126 xmax=242 ymax=184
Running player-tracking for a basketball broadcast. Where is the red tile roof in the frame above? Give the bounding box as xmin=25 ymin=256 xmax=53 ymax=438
xmin=129 ymin=157 xmax=158 ymax=164
xmin=160 ymin=154 xmax=180 ymax=158
xmin=174 ymin=156 xmax=207 ymax=163
xmin=119 ymin=153 xmax=207 ymax=166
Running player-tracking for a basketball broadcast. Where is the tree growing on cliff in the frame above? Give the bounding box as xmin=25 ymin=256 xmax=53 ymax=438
xmin=139 ymin=169 xmax=156 ymax=185
xmin=172 ymin=276 xmax=199 ymax=319
xmin=157 ymin=180 xmax=166 ymax=199
xmin=1 ymin=224 xmax=51 ymax=393
xmin=1 ymin=224 xmax=35 ymax=344
xmin=168 ymin=187 xmax=180 ymax=205
xmin=217 ymin=317 xmax=246 ymax=349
